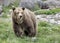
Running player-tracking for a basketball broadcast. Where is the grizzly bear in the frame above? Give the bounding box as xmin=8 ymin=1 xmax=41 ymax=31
xmin=12 ymin=7 xmax=37 ymax=37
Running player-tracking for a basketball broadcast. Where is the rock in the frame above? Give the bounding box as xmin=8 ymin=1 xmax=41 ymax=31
xmin=36 ymin=15 xmax=41 ymax=19
xmin=0 ymin=0 xmax=16 ymax=6
xmin=54 ymin=13 xmax=60 ymax=20
xmin=45 ymin=0 xmax=60 ymax=8
xmin=38 ymin=1 xmax=49 ymax=9
xmin=40 ymin=15 xmax=47 ymax=18
xmin=4 ymin=0 xmax=16 ymax=6
xmin=40 ymin=18 xmax=48 ymax=22
xmin=46 ymin=15 xmax=54 ymax=19
xmin=0 ymin=0 xmax=3 ymax=5
xmin=57 ymin=21 xmax=60 ymax=24
xmin=19 ymin=0 xmax=37 ymax=10
xmin=19 ymin=0 xmax=49 ymax=11
xmin=49 ymin=19 xmax=57 ymax=24
xmin=36 ymin=15 xmax=47 ymax=19
xmin=0 ymin=5 xmax=3 ymax=16
xmin=36 ymin=13 xmax=60 ymax=25
xmin=19 ymin=0 xmax=35 ymax=10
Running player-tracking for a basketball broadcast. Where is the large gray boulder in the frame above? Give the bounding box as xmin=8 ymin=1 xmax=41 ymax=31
xmin=3 ymin=0 xmax=16 ymax=6
xmin=19 ymin=0 xmax=39 ymax=10
xmin=19 ymin=0 xmax=49 ymax=11
xmin=37 ymin=1 xmax=49 ymax=9
xmin=45 ymin=0 xmax=60 ymax=8
xmin=0 ymin=0 xmax=16 ymax=6
xmin=19 ymin=0 xmax=35 ymax=10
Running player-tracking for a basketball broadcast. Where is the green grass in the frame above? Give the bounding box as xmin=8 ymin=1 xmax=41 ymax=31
xmin=34 ymin=8 xmax=60 ymax=15
xmin=1 ymin=1 xmax=60 ymax=43
xmin=0 ymin=18 xmax=60 ymax=43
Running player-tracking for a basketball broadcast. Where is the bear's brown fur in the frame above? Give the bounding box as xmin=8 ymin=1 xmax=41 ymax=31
xmin=12 ymin=7 xmax=37 ymax=37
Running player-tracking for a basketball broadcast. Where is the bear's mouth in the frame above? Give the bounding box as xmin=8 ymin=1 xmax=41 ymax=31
xmin=16 ymin=19 xmax=23 ymax=24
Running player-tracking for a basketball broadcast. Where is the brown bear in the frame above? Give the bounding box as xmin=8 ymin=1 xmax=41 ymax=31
xmin=12 ymin=7 xmax=37 ymax=37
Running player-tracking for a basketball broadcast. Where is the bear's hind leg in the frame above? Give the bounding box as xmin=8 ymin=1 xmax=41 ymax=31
xmin=27 ymin=26 xmax=36 ymax=37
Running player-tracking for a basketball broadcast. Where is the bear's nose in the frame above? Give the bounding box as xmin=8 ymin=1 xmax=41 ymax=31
xmin=20 ymin=16 xmax=22 ymax=18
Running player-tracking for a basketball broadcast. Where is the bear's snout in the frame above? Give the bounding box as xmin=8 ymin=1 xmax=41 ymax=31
xmin=20 ymin=15 xmax=22 ymax=18
xmin=17 ymin=13 xmax=23 ymax=19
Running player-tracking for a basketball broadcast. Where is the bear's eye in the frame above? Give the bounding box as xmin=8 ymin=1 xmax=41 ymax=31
xmin=16 ymin=12 xmax=19 ymax=14
xmin=21 ymin=12 xmax=23 ymax=14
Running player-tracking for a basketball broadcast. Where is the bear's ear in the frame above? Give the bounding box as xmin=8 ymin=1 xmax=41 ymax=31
xmin=22 ymin=7 xmax=25 ymax=10
xmin=12 ymin=6 xmax=15 ymax=11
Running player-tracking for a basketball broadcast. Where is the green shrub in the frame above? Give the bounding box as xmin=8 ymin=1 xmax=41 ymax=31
xmin=35 ymin=8 xmax=60 ymax=15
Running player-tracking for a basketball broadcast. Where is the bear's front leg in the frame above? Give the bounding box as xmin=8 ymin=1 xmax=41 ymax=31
xmin=18 ymin=26 xmax=24 ymax=37
xmin=13 ymin=23 xmax=24 ymax=37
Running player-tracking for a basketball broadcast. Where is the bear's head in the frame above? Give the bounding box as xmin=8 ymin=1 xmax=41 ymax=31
xmin=12 ymin=7 xmax=25 ymax=24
